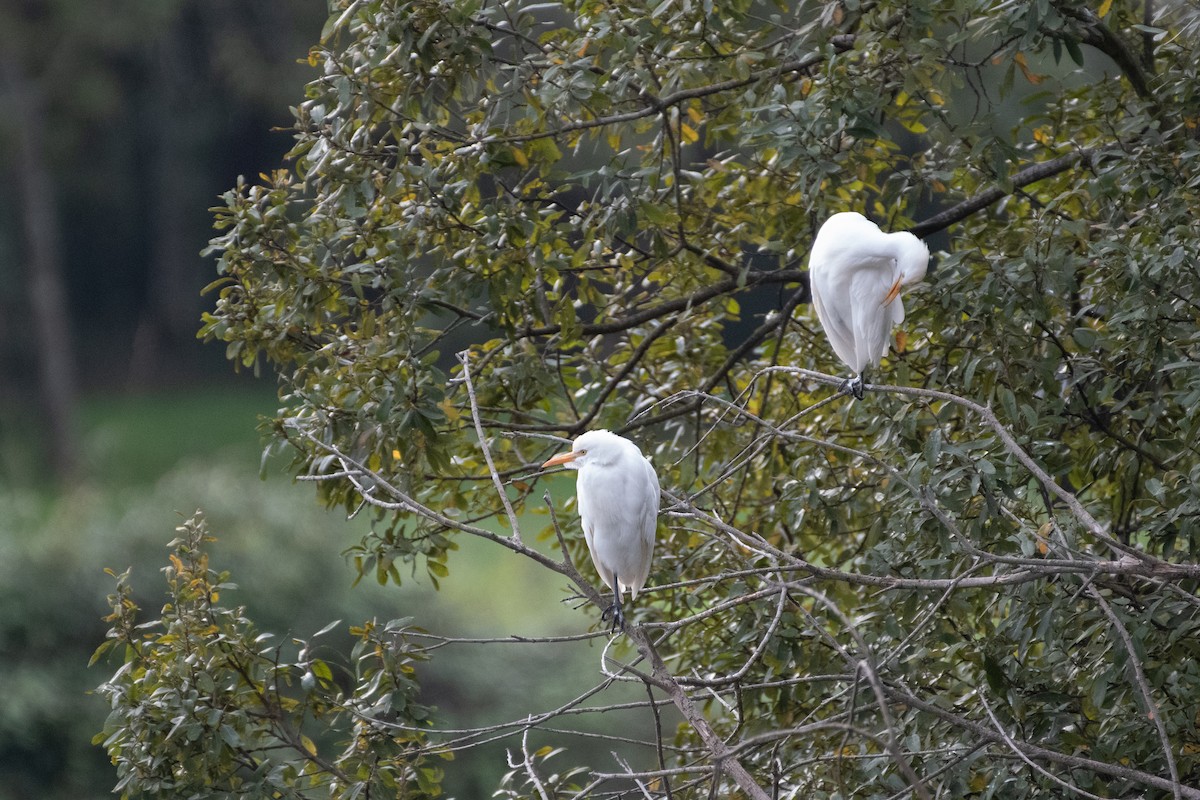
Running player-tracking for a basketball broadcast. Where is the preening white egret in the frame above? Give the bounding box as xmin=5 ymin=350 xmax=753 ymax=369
xmin=808 ymin=212 xmax=929 ymax=398
xmin=542 ymin=430 xmax=660 ymax=632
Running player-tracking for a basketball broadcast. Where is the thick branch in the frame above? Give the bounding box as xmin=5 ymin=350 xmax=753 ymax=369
xmin=522 ymin=143 xmax=1112 ymax=348
xmin=1057 ymin=5 xmax=1155 ymax=102
xmin=627 ymin=628 xmax=771 ymax=800
xmin=907 ymin=148 xmax=1111 ymax=238
xmin=523 ymin=267 xmax=806 ymax=339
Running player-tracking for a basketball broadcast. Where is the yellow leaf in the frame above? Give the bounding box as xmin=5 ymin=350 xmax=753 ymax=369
xmin=687 ymin=105 xmax=704 ymax=125
xmin=894 ymin=330 xmax=907 ymax=353
xmin=1014 ymin=52 xmax=1045 ymax=85
xmin=511 ymin=146 xmax=528 ymax=167
xmin=1098 ymin=0 xmax=1113 ymax=17
xmin=1033 ymin=126 xmax=1053 ymax=146
xmin=301 ymin=735 xmax=318 ymax=756
xmin=680 ymin=123 xmax=699 ymax=144
xmin=1036 ymin=521 xmax=1052 ymax=555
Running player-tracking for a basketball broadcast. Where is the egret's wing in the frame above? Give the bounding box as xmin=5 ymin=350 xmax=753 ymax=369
xmin=576 ymin=471 xmax=614 ymax=592
xmin=810 ymin=262 xmax=861 ymax=373
xmin=620 ymin=456 xmax=659 ymax=598
xmin=577 ymin=454 xmax=659 ymax=597
xmin=849 ymin=270 xmax=894 ymax=371
xmin=642 ymin=455 xmax=661 ymax=535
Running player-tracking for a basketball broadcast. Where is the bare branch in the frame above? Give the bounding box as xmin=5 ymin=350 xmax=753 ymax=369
xmin=978 ymin=691 xmax=1111 ymax=800
xmin=1088 ymin=586 xmax=1181 ymax=798
xmin=457 ymin=349 xmax=524 ymax=542
xmin=628 ymin=628 xmax=773 ymax=800
xmin=891 ymin=686 xmax=1200 ymax=799
xmin=907 ymin=148 xmax=1115 ymax=238
xmin=468 ymin=41 xmax=854 ymax=148
xmin=518 ymin=722 xmax=553 ymax=800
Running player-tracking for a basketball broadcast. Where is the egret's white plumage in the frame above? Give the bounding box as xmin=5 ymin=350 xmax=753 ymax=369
xmin=542 ymin=429 xmax=660 ymax=630
xmin=808 ymin=212 xmax=929 ymax=396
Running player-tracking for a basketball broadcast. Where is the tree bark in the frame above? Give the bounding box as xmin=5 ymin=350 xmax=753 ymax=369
xmin=1 ymin=53 xmax=80 ymax=480
xmin=129 ymin=15 xmax=202 ymax=387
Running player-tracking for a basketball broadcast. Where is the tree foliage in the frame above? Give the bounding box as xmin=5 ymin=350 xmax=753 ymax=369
xmin=101 ymin=0 xmax=1200 ymax=796
xmin=95 ymin=513 xmax=446 ymax=798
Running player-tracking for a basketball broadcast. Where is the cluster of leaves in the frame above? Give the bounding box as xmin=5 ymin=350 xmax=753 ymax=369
xmin=182 ymin=0 xmax=1200 ymax=796
xmin=93 ymin=513 xmax=445 ymax=798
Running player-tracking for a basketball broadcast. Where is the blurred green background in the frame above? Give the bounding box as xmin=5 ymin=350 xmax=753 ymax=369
xmin=0 ymin=3 xmax=642 ymax=797
xmin=3 ymin=386 xmax=636 ymax=798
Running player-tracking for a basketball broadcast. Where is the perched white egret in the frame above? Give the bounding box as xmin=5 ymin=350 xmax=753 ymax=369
xmin=542 ymin=430 xmax=660 ymax=632
xmin=808 ymin=212 xmax=929 ymax=398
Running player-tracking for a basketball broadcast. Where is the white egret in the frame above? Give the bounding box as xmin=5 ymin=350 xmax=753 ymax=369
xmin=808 ymin=211 xmax=929 ymax=398
xmin=542 ymin=429 xmax=660 ymax=632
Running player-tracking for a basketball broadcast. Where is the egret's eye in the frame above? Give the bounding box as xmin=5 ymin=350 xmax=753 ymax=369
xmin=578 ymin=449 xmax=588 ymax=455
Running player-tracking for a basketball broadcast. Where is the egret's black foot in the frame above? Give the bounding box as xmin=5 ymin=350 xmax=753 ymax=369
xmin=841 ymin=375 xmax=864 ymax=400
xmin=600 ymin=601 xmax=626 ymax=633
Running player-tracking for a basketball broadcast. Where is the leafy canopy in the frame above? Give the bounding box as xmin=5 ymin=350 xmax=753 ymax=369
xmin=101 ymin=0 xmax=1200 ymax=797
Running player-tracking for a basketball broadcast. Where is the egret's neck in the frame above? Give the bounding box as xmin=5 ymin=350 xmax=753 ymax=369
xmin=891 ymin=232 xmax=929 ymax=285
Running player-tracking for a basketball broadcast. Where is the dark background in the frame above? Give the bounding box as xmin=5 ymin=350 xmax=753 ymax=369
xmin=0 ymin=2 xmax=327 ymax=473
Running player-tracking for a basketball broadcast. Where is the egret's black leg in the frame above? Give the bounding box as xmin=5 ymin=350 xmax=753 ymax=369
xmin=840 ymin=374 xmax=864 ymax=400
xmin=600 ymin=574 xmax=626 ymax=633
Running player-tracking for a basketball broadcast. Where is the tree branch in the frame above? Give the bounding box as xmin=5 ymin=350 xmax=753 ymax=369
xmin=1056 ymin=5 xmax=1156 ymax=102
xmin=469 ymin=39 xmax=854 ymax=148
xmin=890 ymin=686 xmax=1200 ymax=799
xmin=907 ymin=147 xmax=1114 ymax=238
xmin=628 ymin=628 xmax=772 ymax=800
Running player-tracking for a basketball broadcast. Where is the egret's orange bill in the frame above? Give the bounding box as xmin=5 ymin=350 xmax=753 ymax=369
xmin=542 ymin=451 xmax=580 ymax=468
xmin=881 ymin=278 xmax=903 ymax=306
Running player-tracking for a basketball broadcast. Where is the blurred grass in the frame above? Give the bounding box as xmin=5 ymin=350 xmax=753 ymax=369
xmin=77 ymin=385 xmax=276 ymax=486
xmin=0 ymin=384 xmax=652 ymax=799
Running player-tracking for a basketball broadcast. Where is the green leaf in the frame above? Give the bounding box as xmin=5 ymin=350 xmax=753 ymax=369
xmin=1072 ymin=327 xmax=1097 ymax=349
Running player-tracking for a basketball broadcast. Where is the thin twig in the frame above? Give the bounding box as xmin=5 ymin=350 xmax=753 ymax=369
xmin=1087 ymin=586 xmax=1182 ymax=799
xmin=978 ymin=691 xmax=1109 ymax=800
xmin=457 ymin=349 xmax=524 ymax=542
xmin=520 ymin=721 xmax=553 ymax=800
